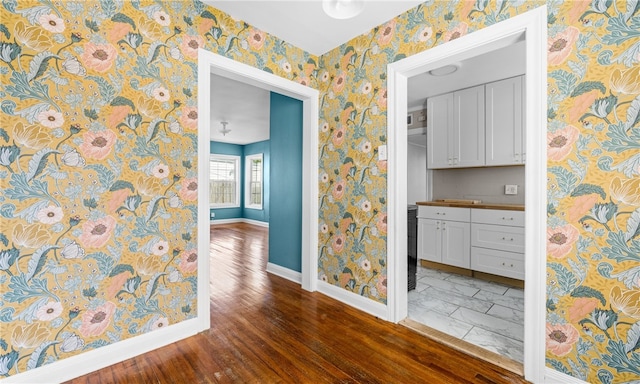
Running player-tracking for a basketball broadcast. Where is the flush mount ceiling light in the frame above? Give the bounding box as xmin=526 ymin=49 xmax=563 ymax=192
xmin=322 ymin=0 xmax=365 ymax=20
xmin=219 ymin=121 xmax=231 ymax=136
xmin=428 ymin=64 xmax=460 ymax=76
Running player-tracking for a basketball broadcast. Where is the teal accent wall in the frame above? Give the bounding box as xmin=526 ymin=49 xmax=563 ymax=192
xmin=268 ymin=92 xmax=303 ymax=272
xmin=210 ymin=141 xmax=243 ymax=220
xmin=244 ymin=140 xmax=270 ymax=222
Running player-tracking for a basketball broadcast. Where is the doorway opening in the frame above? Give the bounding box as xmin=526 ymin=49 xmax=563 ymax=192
xmin=386 ymin=6 xmax=547 ymax=383
xmin=196 ymin=49 xmax=320 ymax=330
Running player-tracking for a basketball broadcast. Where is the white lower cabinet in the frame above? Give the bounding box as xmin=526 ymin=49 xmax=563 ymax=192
xmin=418 ymin=206 xmax=470 ymax=269
xmin=471 ymin=209 xmax=525 ymax=280
xmin=418 ymin=206 xmax=525 ymax=280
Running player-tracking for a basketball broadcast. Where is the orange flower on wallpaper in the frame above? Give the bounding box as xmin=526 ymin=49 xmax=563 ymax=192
xmin=548 ymin=26 xmax=580 ymax=66
xmin=610 ymin=66 xmax=640 ymax=95
xmin=377 ymin=19 xmax=396 ymax=46
xmin=106 ymin=272 xmax=130 ymax=298
xmin=13 ymin=122 xmax=51 ymax=150
xmin=546 ymin=323 xmax=579 ymax=356
xmin=444 ymin=22 xmax=468 ymax=42
xmin=376 ymin=88 xmax=387 ymax=109
xmin=179 ymin=177 xmax=198 ymax=201
xmin=106 ymin=189 xmax=129 ymax=213
xmin=548 ymin=125 xmax=579 ymax=161
xmin=376 ymin=275 xmax=387 ymax=296
xmin=136 ymin=256 xmax=162 ymax=276
xmin=11 ymin=323 xmax=51 ymax=349
xmin=12 ymin=223 xmax=49 ymax=249
xmin=80 ymin=129 xmax=117 ymax=160
xmin=332 ymin=180 xmax=346 ymax=200
xmin=137 ymin=175 xmax=163 ymax=196
xmin=333 ymin=72 xmax=346 ymax=93
xmin=180 ymin=35 xmax=204 ymax=59
xmin=547 ymin=224 xmax=579 ymax=259
xmin=568 ymin=297 xmax=599 ymax=323
xmin=568 ymin=194 xmax=599 ymax=222
xmin=80 ymin=301 xmax=116 ymax=337
xmin=82 ymin=42 xmax=118 ymax=72
xmin=107 ymin=22 xmax=131 ymax=44
xmin=79 ymin=216 xmax=116 ymax=248
xmin=332 ymin=233 xmax=346 ymax=253
xmin=107 ymin=105 xmax=132 ymax=128
xmin=376 ymin=213 xmax=387 ymax=235
xmin=567 ymin=90 xmax=598 ymax=122
xmin=14 ymin=20 xmax=51 ymax=51
xmin=610 ymin=286 xmax=640 ymax=320
xmin=610 ymin=177 xmax=640 ymax=206
xmin=179 ymin=249 xmax=198 ymax=273
xmin=248 ymin=28 xmax=266 ymax=50
xmin=139 ymin=16 xmax=164 ymax=40
xmin=180 ymin=106 xmax=198 ymax=130
xmin=332 ymin=126 xmax=346 ymax=147
xmin=137 ymin=96 xmax=162 ymax=118
xmin=340 ymin=50 xmax=355 ymax=69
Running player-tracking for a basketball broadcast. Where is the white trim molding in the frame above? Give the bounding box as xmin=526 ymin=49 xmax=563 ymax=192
xmin=1 ymin=318 xmax=203 ymax=384
xmin=386 ymin=5 xmax=547 ymax=384
xmin=317 ymin=281 xmax=388 ymax=320
xmin=197 ymin=49 xmax=319 ymax=303
xmin=545 ymin=368 xmax=589 ymax=384
xmin=210 ymin=218 xmax=269 ymax=227
xmin=266 ymin=262 xmax=302 ymax=284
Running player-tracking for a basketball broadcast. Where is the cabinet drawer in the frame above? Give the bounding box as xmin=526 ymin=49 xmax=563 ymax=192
xmin=471 ymin=209 xmax=524 ymax=227
xmin=418 ymin=206 xmax=470 ymax=221
xmin=471 ymin=223 xmax=524 ymax=253
xmin=471 ymin=247 xmax=524 ymax=280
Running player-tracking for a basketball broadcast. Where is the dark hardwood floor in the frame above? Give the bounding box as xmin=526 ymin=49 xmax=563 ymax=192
xmin=66 ymin=223 xmax=528 ymax=383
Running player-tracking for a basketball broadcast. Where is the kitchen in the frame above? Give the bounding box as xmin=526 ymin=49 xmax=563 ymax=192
xmin=406 ymin=39 xmax=526 ymax=365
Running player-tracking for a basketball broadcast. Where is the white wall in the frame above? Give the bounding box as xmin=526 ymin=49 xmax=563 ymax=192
xmin=407 ymin=142 xmax=427 ymax=204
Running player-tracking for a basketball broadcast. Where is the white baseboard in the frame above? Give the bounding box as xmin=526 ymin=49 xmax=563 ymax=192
xmin=2 ymin=318 xmax=206 ymax=384
xmin=210 ymin=218 xmax=269 ymax=227
xmin=266 ymin=262 xmax=302 ymax=284
xmin=544 ymin=368 xmax=588 ymax=384
xmin=317 ymin=280 xmax=388 ymax=320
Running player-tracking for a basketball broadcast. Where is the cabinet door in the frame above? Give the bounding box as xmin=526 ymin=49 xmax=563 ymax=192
xmin=418 ymin=218 xmax=440 ymax=262
xmin=427 ymin=93 xmax=453 ymax=169
xmin=485 ymin=76 xmax=524 ymax=166
xmin=441 ymin=220 xmax=470 ymax=268
xmin=453 ymin=85 xmax=485 ymax=167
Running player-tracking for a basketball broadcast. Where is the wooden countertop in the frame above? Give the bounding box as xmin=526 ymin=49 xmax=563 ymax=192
xmin=416 ymin=201 xmax=525 ymax=211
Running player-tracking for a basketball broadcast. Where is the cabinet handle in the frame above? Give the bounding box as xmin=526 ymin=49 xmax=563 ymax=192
xmin=501 ymin=237 xmax=514 ymax=241
xmin=502 ymin=217 xmax=514 ymax=221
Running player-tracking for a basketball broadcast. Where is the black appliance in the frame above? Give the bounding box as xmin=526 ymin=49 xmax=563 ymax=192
xmin=408 ymin=205 xmax=418 ymax=291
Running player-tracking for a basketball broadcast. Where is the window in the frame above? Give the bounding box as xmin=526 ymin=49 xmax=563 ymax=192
xmin=209 ymin=154 xmax=240 ymax=208
xmin=245 ymin=154 xmax=263 ymax=210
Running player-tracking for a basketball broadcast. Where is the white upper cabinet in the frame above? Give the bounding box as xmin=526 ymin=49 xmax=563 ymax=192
xmin=485 ymin=76 xmax=525 ymax=166
xmin=426 ymin=93 xmax=453 ymax=169
xmin=454 ymin=85 xmax=485 ymax=167
xmin=426 ymin=76 xmax=525 ymax=169
xmin=427 ymin=85 xmax=484 ymax=169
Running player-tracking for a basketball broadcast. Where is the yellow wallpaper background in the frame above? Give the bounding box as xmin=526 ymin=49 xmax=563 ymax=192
xmin=0 ymin=0 xmax=315 ymax=377
xmin=317 ymin=1 xmax=639 ymax=382
xmin=1 ymin=0 xmax=639 ymax=382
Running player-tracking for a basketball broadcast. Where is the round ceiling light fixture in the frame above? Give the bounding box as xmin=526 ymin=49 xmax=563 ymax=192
xmin=322 ymin=0 xmax=365 ymax=20
xmin=428 ymin=64 xmax=460 ymax=76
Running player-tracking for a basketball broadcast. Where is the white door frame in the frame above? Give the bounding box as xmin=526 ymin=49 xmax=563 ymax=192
xmin=196 ymin=49 xmax=320 ymax=330
xmin=386 ymin=6 xmax=547 ymax=383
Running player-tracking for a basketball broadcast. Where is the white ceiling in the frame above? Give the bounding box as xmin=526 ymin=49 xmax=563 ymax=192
xmin=210 ymin=74 xmax=271 ymax=145
xmin=205 ymin=1 xmax=526 ymax=146
xmin=204 ymin=0 xmax=425 ymax=56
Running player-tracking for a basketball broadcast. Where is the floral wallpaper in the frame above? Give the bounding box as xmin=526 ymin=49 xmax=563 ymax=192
xmin=0 ymin=0 xmax=314 ymax=377
xmin=317 ymin=0 xmax=640 ymax=382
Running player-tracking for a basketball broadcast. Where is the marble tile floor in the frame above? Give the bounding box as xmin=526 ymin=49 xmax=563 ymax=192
xmin=408 ymin=265 xmax=525 ymax=363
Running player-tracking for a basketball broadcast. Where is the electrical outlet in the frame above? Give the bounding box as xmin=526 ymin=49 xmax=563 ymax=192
xmin=505 ymin=185 xmax=518 ymax=195
xmin=378 ymin=145 xmax=387 ymax=161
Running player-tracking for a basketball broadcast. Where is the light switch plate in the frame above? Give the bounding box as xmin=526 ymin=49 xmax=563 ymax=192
xmin=505 ymin=185 xmax=518 ymax=195
xmin=378 ymin=145 xmax=387 ymax=161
